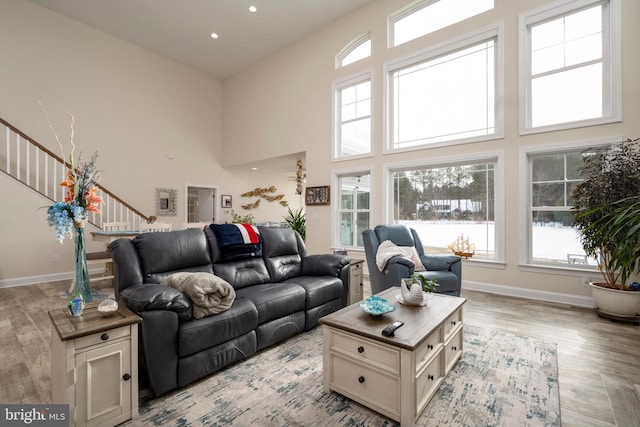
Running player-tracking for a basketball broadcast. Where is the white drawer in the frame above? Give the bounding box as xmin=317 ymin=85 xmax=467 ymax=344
xmin=443 ymin=308 xmax=462 ymax=340
xmin=330 ymin=353 xmax=401 ymax=415
xmin=75 ymin=325 xmax=130 ymax=350
xmin=444 ymin=327 xmax=463 ymax=374
xmin=329 ymin=330 xmax=400 ymax=374
xmin=414 ymin=328 xmax=442 ymax=373
xmin=415 ymin=351 xmax=444 ymax=414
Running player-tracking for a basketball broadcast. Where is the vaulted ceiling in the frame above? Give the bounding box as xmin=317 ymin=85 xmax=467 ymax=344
xmin=29 ymin=0 xmax=374 ymax=79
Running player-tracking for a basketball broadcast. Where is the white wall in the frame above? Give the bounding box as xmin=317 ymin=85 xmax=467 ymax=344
xmin=222 ymin=0 xmax=640 ymax=303
xmin=0 ymin=0 xmax=298 ymax=285
xmin=2 ymin=0 xmax=639 ymax=304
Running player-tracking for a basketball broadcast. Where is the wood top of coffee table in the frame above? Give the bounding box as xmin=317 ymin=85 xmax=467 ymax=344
xmin=319 ymin=287 xmax=466 ymax=350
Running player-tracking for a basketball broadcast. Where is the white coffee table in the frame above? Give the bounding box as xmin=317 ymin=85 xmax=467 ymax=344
xmin=319 ymin=287 xmax=466 ymax=426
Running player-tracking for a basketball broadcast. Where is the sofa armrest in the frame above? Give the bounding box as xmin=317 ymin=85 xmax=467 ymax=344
xmin=421 ymin=254 xmax=461 ymax=271
xmin=302 ymin=254 xmax=349 ymax=277
xmin=385 ymin=255 xmax=416 ymax=272
xmin=119 ymin=283 xmax=192 ymax=322
xmin=138 ymin=310 xmax=180 ymax=396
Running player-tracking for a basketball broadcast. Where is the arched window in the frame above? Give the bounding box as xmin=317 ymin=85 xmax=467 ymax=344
xmin=336 ymin=34 xmax=371 ymax=68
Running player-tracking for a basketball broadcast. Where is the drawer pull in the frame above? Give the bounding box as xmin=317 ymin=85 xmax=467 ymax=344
xmin=452 ymin=346 xmax=458 ymax=351
xmin=358 ymin=376 xmax=365 ymax=384
xmin=100 ymin=333 xmax=109 ymax=341
xmin=427 ymin=344 xmax=433 ymax=350
xmin=428 ymin=374 xmax=434 ymax=381
xmin=451 ymin=321 xmax=457 ymax=326
xmin=122 ymin=373 xmax=131 ymax=381
xmin=357 ymin=346 xmax=364 ymax=353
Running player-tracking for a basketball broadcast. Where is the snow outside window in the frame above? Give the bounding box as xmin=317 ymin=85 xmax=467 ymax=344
xmin=391 ymin=162 xmax=496 ymax=260
xmin=528 ymin=150 xmax=596 ymax=266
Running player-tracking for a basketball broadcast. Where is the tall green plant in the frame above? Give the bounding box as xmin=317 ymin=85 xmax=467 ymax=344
xmin=572 ymin=138 xmax=640 ymax=289
xmin=284 ymin=207 xmax=306 ymax=241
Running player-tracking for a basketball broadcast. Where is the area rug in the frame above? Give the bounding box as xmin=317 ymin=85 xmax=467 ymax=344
xmin=124 ymin=325 xmax=560 ymax=427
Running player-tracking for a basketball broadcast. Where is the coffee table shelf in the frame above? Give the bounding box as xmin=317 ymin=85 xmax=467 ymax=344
xmin=319 ymin=288 xmax=465 ymax=426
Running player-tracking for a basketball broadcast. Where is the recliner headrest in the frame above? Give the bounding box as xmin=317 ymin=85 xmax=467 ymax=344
xmin=374 ymin=225 xmax=415 ymax=247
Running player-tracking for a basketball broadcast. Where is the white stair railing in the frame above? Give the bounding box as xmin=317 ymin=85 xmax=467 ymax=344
xmin=1 ymin=117 xmax=149 ymax=230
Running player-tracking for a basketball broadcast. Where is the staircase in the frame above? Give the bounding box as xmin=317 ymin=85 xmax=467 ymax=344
xmin=1 ymin=117 xmax=150 ymax=229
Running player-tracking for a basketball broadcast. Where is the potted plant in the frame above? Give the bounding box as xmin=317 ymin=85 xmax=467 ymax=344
xmin=284 ymin=207 xmax=306 ymax=241
xmin=400 ymin=274 xmax=438 ymax=305
xmin=571 ymin=138 xmax=640 ymax=320
xmin=408 ymin=274 xmax=439 ymax=293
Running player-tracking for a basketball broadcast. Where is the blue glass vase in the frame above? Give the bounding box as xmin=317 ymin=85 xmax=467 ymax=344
xmin=70 ymin=221 xmax=93 ymax=313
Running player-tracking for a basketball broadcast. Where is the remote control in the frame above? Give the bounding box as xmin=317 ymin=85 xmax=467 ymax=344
xmin=382 ymin=321 xmax=404 ymax=336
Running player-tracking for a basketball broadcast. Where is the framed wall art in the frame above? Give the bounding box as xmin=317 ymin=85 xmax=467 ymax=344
xmin=305 ymin=186 xmax=330 ymax=205
xmin=156 ymin=188 xmax=177 ymax=216
xmin=221 ymin=194 xmax=232 ymax=208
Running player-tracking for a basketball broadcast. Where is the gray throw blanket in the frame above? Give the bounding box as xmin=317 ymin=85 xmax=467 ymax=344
xmin=161 ymin=272 xmax=236 ymax=319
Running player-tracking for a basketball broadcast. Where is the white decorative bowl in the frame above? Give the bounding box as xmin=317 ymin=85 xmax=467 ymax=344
xmin=98 ymin=299 xmax=118 ymax=317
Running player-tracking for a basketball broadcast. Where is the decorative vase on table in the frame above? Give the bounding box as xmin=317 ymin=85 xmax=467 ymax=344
xmin=69 ymin=220 xmax=92 ymax=315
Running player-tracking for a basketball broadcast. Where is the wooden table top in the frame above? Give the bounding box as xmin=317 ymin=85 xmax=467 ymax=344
xmin=319 ymin=287 xmax=466 ymax=350
xmin=49 ymin=302 xmax=141 ymax=342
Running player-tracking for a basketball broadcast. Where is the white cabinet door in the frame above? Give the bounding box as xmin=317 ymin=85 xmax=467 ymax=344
xmin=75 ymin=340 xmax=131 ymax=427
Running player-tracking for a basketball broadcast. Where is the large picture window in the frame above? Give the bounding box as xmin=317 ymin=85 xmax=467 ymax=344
xmin=520 ymin=0 xmax=621 ymax=132
xmin=390 ymin=161 xmax=496 ymax=260
xmin=338 ymin=173 xmax=371 ymax=248
xmin=529 ymin=150 xmax=586 ymax=265
xmin=334 ymin=75 xmax=372 ymax=159
xmin=387 ymin=27 xmax=500 ymax=151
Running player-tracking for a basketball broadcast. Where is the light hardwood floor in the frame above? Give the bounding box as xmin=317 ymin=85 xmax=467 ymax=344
xmin=1 ymin=278 xmax=639 ymax=426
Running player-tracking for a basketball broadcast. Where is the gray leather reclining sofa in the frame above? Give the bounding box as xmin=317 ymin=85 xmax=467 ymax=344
xmin=110 ymin=225 xmax=350 ymax=396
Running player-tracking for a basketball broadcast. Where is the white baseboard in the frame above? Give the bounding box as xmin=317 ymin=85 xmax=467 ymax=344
xmin=0 ymin=267 xmax=106 ymax=289
xmin=463 ymin=280 xmax=595 ymax=308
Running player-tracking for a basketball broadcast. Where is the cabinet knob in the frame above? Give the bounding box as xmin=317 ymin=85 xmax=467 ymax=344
xmin=427 ymin=344 xmax=433 ymax=350
xmin=451 ymin=321 xmax=457 ymax=326
xmin=122 ymin=373 xmax=131 ymax=381
xmin=100 ymin=333 xmax=109 ymax=341
xmin=452 ymin=346 xmax=458 ymax=351
xmin=428 ymin=374 xmax=434 ymax=381
xmin=357 ymin=346 xmax=364 ymax=353
xmin=358 ymin=376 xmax=365 ymax=383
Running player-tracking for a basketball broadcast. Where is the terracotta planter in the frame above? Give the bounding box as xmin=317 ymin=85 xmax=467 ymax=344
xmin=590 ymin=282 xmax=640 ymax=321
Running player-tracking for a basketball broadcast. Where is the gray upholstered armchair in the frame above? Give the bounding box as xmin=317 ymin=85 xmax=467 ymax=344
xmin=362 ymin=224 xmax=462 ymax=296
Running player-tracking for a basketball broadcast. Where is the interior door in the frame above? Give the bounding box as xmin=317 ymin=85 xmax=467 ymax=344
xmin=186 ymin=185 xmax=217 ymax=223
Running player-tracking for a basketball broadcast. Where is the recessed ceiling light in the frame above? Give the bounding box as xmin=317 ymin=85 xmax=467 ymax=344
xmin=252 ymin=167 xmax=258 ymax=171
xmin=210 ymin=33 xmax=219 ymax=39
xmin=248 ymin=5 xmax=257 ymax=13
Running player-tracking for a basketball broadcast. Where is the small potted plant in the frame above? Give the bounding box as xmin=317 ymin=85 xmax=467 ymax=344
xmin=283 ymin=207 xmax=306 ymax=241
xmin=571 ymin=138 xmax=640 ymax=320
xmin=409 ymin=274 xmax=439 ymax=293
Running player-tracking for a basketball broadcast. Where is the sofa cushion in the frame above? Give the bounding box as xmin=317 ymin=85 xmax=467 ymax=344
xmin=213 ymin=258 xmax=271 ymax=289
xmin=133 ymin=229 xmax=213 ymax=281
xmin=283 ymin=276 xmax=344 ymax=309
xmin=178 ymin=298 xmax=258 ymax=358
xmin=235 ymin=282 xmax=306 ymax=324
xmin=260 ymin=227 xmax=304 ymax=282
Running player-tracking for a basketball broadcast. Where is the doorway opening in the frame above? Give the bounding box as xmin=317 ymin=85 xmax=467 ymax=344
xmin=185 ymin=184 xmax=218 ymax=224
